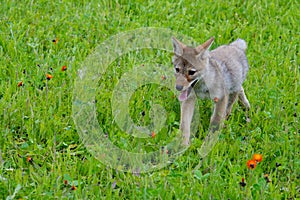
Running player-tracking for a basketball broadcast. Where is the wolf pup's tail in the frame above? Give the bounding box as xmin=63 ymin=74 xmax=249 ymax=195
xmin=230 ymin=39 xmax=247 ymax=51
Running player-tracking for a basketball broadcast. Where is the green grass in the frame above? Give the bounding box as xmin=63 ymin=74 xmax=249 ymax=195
xmin=0 ymin=0 xmax=299 ymax=199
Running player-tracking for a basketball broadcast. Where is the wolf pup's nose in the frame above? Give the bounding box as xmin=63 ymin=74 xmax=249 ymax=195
xmin=176 ymin=85 xmax=183 ymax=91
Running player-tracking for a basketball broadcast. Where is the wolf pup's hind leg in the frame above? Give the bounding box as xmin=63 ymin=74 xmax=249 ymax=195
xmin=238 ymin=87 xmax=250 ymax=122
xmin=210 ymin=95 xmax=228 ymax=132
xmin=225 ymin=92 xmax=239 ymax=119
xmin=238 ymin=87 xmax=250 ymax=110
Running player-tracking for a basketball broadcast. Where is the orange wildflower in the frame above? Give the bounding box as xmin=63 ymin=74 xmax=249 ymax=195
xmin=247 ymin=159 xmax=256 ymax=169
xmin=61 ymin=65 xmax=67 ymax=71
xmin=71 ymin=185 xmax=77 ymax=190
xmin=253 ymin=154 xmax=263 ymax=162
xmin=17 ymin=81 xmax=23 ymax=87
xmin=151 ymin=132 xmax=156 ymax=138
xmin=26 ymin=156 xmax=33 ymax=163
xmin=46 ymin=74 xmax=53 ymax=80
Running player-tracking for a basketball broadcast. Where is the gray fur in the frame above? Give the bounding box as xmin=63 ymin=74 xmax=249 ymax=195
xmin=172 ymin=37 xmax=250 ymax=145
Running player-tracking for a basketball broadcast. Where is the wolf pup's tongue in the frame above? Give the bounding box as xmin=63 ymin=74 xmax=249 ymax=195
xmin=178 ymin=90 xmax=188 ymax=101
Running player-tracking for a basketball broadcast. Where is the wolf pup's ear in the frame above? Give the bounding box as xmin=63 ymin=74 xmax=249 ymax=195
xmin=195 ymin=37 xmax=214 ymax=60
xmin=196 ymin=37 xmax=214 ymax=53
xmin=202 ymin=37 xmax=214 ymax=50
xmin=172 ymin=37 xmax=185 ymax=56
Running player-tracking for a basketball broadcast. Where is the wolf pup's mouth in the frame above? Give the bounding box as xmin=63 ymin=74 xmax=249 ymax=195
xmin=178 ymin=87 xmax=192 ymax=101
xmin=178 ymin=79 xmax=199 ymax=102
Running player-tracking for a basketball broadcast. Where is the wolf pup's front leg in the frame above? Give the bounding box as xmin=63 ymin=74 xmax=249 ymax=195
xmin=180 ymin=94 xmax=196 ymax=145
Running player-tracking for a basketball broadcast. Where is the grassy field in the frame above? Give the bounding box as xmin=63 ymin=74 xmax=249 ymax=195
xmin=0 ymin=0 xmax=299 ymax=199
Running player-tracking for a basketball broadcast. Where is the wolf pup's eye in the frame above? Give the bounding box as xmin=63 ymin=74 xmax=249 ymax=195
xmin=188 ymin=70 xmax=196 ymax=76
xmin=175 ymin=67 xmax=180 ymax=73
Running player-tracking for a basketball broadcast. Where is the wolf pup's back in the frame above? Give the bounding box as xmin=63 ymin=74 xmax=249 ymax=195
xmin=210 ymin=39 xmax=249 ymax=93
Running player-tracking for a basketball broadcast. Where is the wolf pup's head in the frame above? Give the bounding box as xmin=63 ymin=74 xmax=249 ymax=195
xmin=172 ymin=37 xmax=214 ymax=101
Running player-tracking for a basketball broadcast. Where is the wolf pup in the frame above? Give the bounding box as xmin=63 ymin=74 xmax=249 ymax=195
xmin=172 ymin=37 xmax=250 ymax=145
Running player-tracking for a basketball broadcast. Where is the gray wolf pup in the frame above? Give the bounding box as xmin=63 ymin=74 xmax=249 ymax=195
xmin=172 ymin=37 xmax=250 ymax=145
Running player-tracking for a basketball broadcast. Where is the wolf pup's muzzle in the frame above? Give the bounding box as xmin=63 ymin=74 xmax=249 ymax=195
xmin=177 ymin=78 xmax=199 ymax=101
